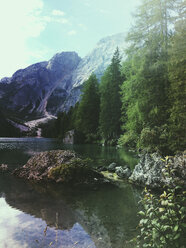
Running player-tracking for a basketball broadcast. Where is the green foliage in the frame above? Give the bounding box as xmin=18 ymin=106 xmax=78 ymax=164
xmin=40 ymin=0 xmax=185 ymax=152
xmin=136 ymin=155 xmax=186 ymax=248
xmin=41 ymin=73 xmax=100 ymax=143
xmin=99 ymin=48 xmax=124 ymax=142
xmin=75 ymin=73 xmax=100 ymax=139
xmin=168 ymin=1 xmax=186 ymax=152
xmin=57 ymin=108 xmax=75 ymax=138
xmin=41 ymin=104 xmax=79 ymax=139
xmin=40 ymin=119 xmax=58 ymax=138
xmin=136 ymin=188 xmax=186 ymax=248
xmin=137 ymin=125 xmax=169 ymax=153
xmin=42 ymin=74 xmax=100 ymax=143
xmin=48 ymin=158 xmax=100 ymax=184
xmin=139 ymin=128 xmax=157 ymax=149
xmin=118 ymin=131 xmax=138 ymax=148
xmin=0 ymin=108 xmax=22 ymax=137
xmin=121 ymin=0 xmax=170 ymax=128
xmin=84 ymin=132 xmax=100 ymax=144
xmin=119 ymin=0 xmax=186 ymax=154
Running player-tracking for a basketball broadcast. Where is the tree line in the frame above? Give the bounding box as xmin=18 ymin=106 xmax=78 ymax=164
xmin=0 ymin=108 xmax=22 ymax=137
xmin=42 ymin=0 xmax=186 ymax=154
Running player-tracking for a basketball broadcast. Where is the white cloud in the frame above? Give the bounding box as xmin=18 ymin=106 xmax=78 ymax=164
xmin=99 ymin=9 xmax=110 ymax=14
xmin=52 ymin=9 xmax=65 ymax=16
xmin=78 ymin=23 xmax=87 ymax=31
xmin=55 ymin=18 xmax=69 ymax=24
xmin=68 ymin=30 xmax=77 ymax=36
xmin=83 ymin=0 xmax=91 ymax=7
xmin=0 ymin=0 xmax=72 ymax=78
xmin=0 ymin=0 xmax=47 ymax=78
xmin=51 ymin=10 xmax=69 ymax=25
xmin=0 ymin=198 xmax=26 ymax=248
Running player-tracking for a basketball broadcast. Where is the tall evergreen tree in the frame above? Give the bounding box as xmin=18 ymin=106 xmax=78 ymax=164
xmin=99 ymin=48 xmax=123 ymax=142
xmin=120 ymin=0 xmax=172 ymax=149
xmin=76 ymin=73 xmax=100 ymax=137
xmin=168 ymin=0 xmax=186 ymax=152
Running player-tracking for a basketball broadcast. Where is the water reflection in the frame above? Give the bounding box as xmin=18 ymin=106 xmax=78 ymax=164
xmin=0 ymin=173 xmax=140 ymax=248
xmin=0 ymin=138 xmax=140 ymax=247
xmin=0 ymin=197 xmax=95 ymax=248
xmin=0 ymin=138 xmax=138 ymax=169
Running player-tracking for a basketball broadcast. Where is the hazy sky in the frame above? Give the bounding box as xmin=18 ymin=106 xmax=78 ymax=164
xmin=0 ymin=0 xmax=140 ymax=78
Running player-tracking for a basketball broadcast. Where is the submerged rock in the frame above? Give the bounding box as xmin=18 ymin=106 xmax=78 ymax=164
xmin=129 ymin=151 xmax=186 ymax=188
xmin=13 ymin=150 xmax=104 ymax=185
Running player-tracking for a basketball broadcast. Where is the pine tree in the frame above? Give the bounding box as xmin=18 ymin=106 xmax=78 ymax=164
xmin=99 ymin=48 xmax=123 ymax=142
xmin=76 ymin=73 xmax=100 ymax=137
xmin=120 ymin=0 xmax=172 ymax=150
xmin=168 ymin=0 xmax=186 ymax=152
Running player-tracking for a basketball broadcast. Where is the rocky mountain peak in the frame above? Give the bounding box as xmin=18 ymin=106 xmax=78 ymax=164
xmin=71 ymin=33 xmax=126 ymax=89
xmin=11 ymin=61 xmax=48 ymax=84
xmin=0 ymin=52 xmax=81 ymax=119
xmin=97 ymin=32 xmax=126 ymax=46
xmin=47 ymin=52 xmax=81 ymax=72
xmin=0 ymin=77 xmax=11 ymax=84
xmin=0 ymin=33 xmax=126 ymax=120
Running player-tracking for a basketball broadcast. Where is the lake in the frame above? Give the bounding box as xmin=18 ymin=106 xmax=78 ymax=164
xmin=0 ymin=138 xmax=141 ymax=248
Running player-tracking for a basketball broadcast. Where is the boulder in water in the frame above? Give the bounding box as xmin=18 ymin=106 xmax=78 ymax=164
xmin=115 ymin=166 xmax=132 ymax=179
xmin=108 ymin=162 xmax=117 ymax=172
xmin=13 ymin=150 xmax=104 ymax=185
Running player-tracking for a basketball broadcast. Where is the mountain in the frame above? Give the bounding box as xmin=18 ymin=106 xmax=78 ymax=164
xmin=61 ymin=32 xmax=126 ymax=111
xmin=0 ymin=33 xmax=126 ymax=120
xmin=0 ymin=52 xmax=81 ymax=120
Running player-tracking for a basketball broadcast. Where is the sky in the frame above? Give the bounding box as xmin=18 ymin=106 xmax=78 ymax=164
xmin=0 ymin=0 xmax=140 ymax=79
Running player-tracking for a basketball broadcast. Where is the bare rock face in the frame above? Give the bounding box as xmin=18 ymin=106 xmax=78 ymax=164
xmin=0 ymin=52 xmax=81 ymax=119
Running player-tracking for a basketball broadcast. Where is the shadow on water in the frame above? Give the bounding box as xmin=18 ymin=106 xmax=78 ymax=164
xmin=0 ymin=138 xmax=140 ymax=248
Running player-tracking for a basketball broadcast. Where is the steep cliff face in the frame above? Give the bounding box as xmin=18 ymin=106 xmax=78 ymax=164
xmin=0 ymin=52 xmax=81 ymax=120
xmin=0 ymin=33 xmax=126 ymax=120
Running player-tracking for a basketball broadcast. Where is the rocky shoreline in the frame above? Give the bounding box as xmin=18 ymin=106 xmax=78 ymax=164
xmin=1 ymin=150 xmax=185 ymax=189
xmin=100 ymin=151 xmax=186 ymax=189
xmin=131 ymin=151 xmax=186 ymax=188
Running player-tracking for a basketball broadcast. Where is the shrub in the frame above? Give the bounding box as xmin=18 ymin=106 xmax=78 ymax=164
xmin=135 ymin=155 xmax=186 ymax=247
xmin=137 ymin=125 xmax=170 ymax=154
xmin=48 ymin=158 xmax=101 ymax=184
xmin=138 ymin=127 xmax=157 ymax=150
xmin=136 ymin=187 xmax=186 ymax=248
xmin=118 ymin=131 xmax=138 ymax=148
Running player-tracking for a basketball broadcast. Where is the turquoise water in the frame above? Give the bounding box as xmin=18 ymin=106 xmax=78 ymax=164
xmin=0 ymin=138 xmax=140 ymax=248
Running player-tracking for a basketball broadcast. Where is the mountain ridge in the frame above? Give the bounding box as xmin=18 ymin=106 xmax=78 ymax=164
xmin=0 ymin=33 xmax=126 ymax=121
